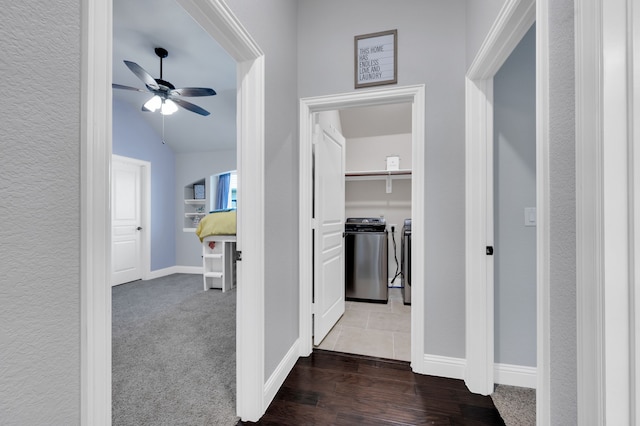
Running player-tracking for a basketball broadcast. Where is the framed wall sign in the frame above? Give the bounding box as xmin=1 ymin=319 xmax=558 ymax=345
xmin=354 ymin=29 xmax=397 ymax=89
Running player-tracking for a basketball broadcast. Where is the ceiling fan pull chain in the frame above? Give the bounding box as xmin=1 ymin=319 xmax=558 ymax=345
xmin=162 ymin=114 xmax=166 ymax=144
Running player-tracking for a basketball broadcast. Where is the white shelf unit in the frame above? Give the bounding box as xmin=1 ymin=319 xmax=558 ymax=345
xmin=345 ymin=169 xmax=412 ymax=180
xmin=184 ymin=179 xmax=207 ymax=232
xmin=345 ymin=169 xmax=412 ymax=193
xmin=202 ymin=235 xmax=236 ymax=292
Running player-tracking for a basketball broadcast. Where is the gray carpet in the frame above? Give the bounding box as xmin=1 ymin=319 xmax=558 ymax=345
xmin=112 ymin=274 xmax=239 ymax=426
xmin=491 ymin=384 xmax=536 ymax=426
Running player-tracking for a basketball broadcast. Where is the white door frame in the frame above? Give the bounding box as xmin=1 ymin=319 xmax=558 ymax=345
xmin=299 ymin=85 xmax=426 ymax=372
xmin=464 ymin=0 xmax=535 ymax=396
xmin=81 ymin=0 xmax=267 ymax=423
xmin=576 ymin=0 xmax=639 ymax=423
xmin=111 ymin=154 xmax=151 ymax=284
xmin=467 ymin=0 xmax=639 ymax=423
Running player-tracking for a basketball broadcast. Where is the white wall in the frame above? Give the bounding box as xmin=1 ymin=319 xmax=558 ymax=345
xmin=316 ymin=110 xmax=343 ymax=135
xmin=298 ymin=0 xmax=467 ymax=358
xmin=0 ymin=2 xmax=81 ymax=423
xmin=346 ymin=134 xmax=412 ymax=172
xmin=175 ymin=149 xmax=236 ymax=267
xmin=493 ymin=25 xmax=536 ymax=367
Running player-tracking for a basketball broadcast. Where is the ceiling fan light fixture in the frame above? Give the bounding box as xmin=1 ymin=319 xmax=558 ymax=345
xmin=161 ymin=99 xmax=178 ymax=115
xmin=144 ymin=95 xmax=162 ymax=112
xmin=114 ymin=47 xmax=215 ymax=117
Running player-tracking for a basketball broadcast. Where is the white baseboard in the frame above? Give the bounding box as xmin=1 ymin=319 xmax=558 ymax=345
xmin=420 ymin=354 xmax=536 ymax=390
xmin=147 ymin=265 xmax=202 ymax=280
xmin=494 ymin=363 xmax=536 ymax=389
xmin=263 ymin=339 xmax=300 ymax=408
xmin=173 ymin=265 xmax=203 ymax=275
xmin=421 ymin=354 xmax=466 ymax=380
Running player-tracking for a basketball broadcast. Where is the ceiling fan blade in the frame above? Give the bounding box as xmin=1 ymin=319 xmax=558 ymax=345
xmin=172 ymin=98 xmax=211 ymax=116
xmin=170 ymin=87 xmax=217 ymax=97
xmin=112 ymin=83 xmax=145 ymax=92
xmin=124 ymin=60 xmax=159 ymax=90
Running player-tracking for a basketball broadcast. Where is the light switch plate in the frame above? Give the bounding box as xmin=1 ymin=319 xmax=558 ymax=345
xmin=524 ymin=207 xmax=536 ymax=227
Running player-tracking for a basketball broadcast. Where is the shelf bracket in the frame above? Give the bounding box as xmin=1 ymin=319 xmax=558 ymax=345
xmin=386 ymin=175 xmax=392 ymax=193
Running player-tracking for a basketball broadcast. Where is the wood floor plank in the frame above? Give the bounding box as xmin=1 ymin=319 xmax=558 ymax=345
xmin=238 ymin=350 xmax=506 ymax=425
xmin=334 ymin=409 xmax=453 ymax=425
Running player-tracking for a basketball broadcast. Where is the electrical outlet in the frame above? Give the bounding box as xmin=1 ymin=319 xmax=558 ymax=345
xmin=390 ymin=224 xmax=397 ymax=232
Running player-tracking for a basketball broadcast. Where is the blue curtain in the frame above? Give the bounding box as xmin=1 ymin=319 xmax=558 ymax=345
xmin=215 ymin=173 xmax=230 ymax=210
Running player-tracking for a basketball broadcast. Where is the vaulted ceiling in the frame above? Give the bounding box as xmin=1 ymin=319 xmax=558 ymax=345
xmin=113 ymin=0 xmax=411 ymax=153
xmin=112 ymin=0 xmax=237 ymax=152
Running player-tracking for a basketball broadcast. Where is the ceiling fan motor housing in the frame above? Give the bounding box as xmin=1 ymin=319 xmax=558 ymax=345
xmin=155 ymin=47 xmax=168 ymax=58
xmin=153 ymin=79 xmax=176 ymax=94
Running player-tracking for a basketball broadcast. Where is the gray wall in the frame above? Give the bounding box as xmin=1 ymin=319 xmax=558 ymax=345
xmin=298 ymin=0 xmax=467 ymax=358
xmin=465 ymin=0 xmax=507 ymax=68
xmin=548 ymin=0 xmax=577 ymax=423
xmin=493 ymin=25 xmax=536 ymax=367
xmin=174 ymin=149 xmax=236 ymax=267
xmin=220 ymin=0 xmax=300 ymax=379
xmin=0 ymin=1 xmax=581 ymax=422
xmin=113 ymin=99 xmax=177 ymax=271
xmin=0 ymin=1 xmax=81 ymax=424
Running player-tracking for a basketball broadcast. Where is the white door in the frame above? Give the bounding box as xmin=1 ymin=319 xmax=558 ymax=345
xmin=313 ymin=123 xmax=346 ymax=345
xmin=111 ymin=157 xmax=143 ymax=286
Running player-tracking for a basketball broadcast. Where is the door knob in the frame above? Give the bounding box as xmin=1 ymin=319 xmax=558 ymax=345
xmin=137 ymin=226 xmax=143 ymax=231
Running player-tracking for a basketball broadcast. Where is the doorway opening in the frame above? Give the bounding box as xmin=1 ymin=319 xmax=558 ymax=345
xmin=312 ymin=106 xmax=413 ymax=361
xmin=463 ymin=0 xmax=537 ymax=401
xmin=110 ymin=0 xmax=240 ymax=422
xmin=298 ymin=85 xmax=426 ymax=372
xmin=82 ymin=0 xmax=266 ymax=422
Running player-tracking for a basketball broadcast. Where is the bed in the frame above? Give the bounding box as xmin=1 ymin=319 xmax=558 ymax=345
xmin=195 ymin=209 xmax=237 ymax=241
xmin=195 ymin=210 xmax=237 ymax=291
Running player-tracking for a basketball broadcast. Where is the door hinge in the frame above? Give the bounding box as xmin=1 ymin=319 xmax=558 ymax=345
xmin=235 ymin=250 xmax=243 ymax=261
xmin=486 ymin=246 xmax=494 ymax=255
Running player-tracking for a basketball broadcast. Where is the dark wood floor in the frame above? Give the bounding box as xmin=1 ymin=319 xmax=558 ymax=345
xmin=238 ymin=350 xmax=505 ymax=425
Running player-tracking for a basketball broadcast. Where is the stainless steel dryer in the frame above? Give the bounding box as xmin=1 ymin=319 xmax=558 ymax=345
xmin=344 ymin=218 xmax=388 ymax=303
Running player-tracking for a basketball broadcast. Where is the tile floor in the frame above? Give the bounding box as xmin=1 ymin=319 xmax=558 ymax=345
xmin=315 ymin=287 xmax=411 ymax=361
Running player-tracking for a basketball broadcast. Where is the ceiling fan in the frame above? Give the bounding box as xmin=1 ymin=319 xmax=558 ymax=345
xmin=112 ymin=47 xmax=216 ymax=116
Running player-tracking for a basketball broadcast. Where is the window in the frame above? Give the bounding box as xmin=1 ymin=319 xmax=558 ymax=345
xmin=210 ymin=170 xmax=237 ymax=211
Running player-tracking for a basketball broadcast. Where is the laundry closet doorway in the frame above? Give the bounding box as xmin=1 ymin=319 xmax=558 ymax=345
xmin=317 ymin=106 xmax=412 ymax=359
xmin=299 ymin=85 xmax=427 ymax=372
